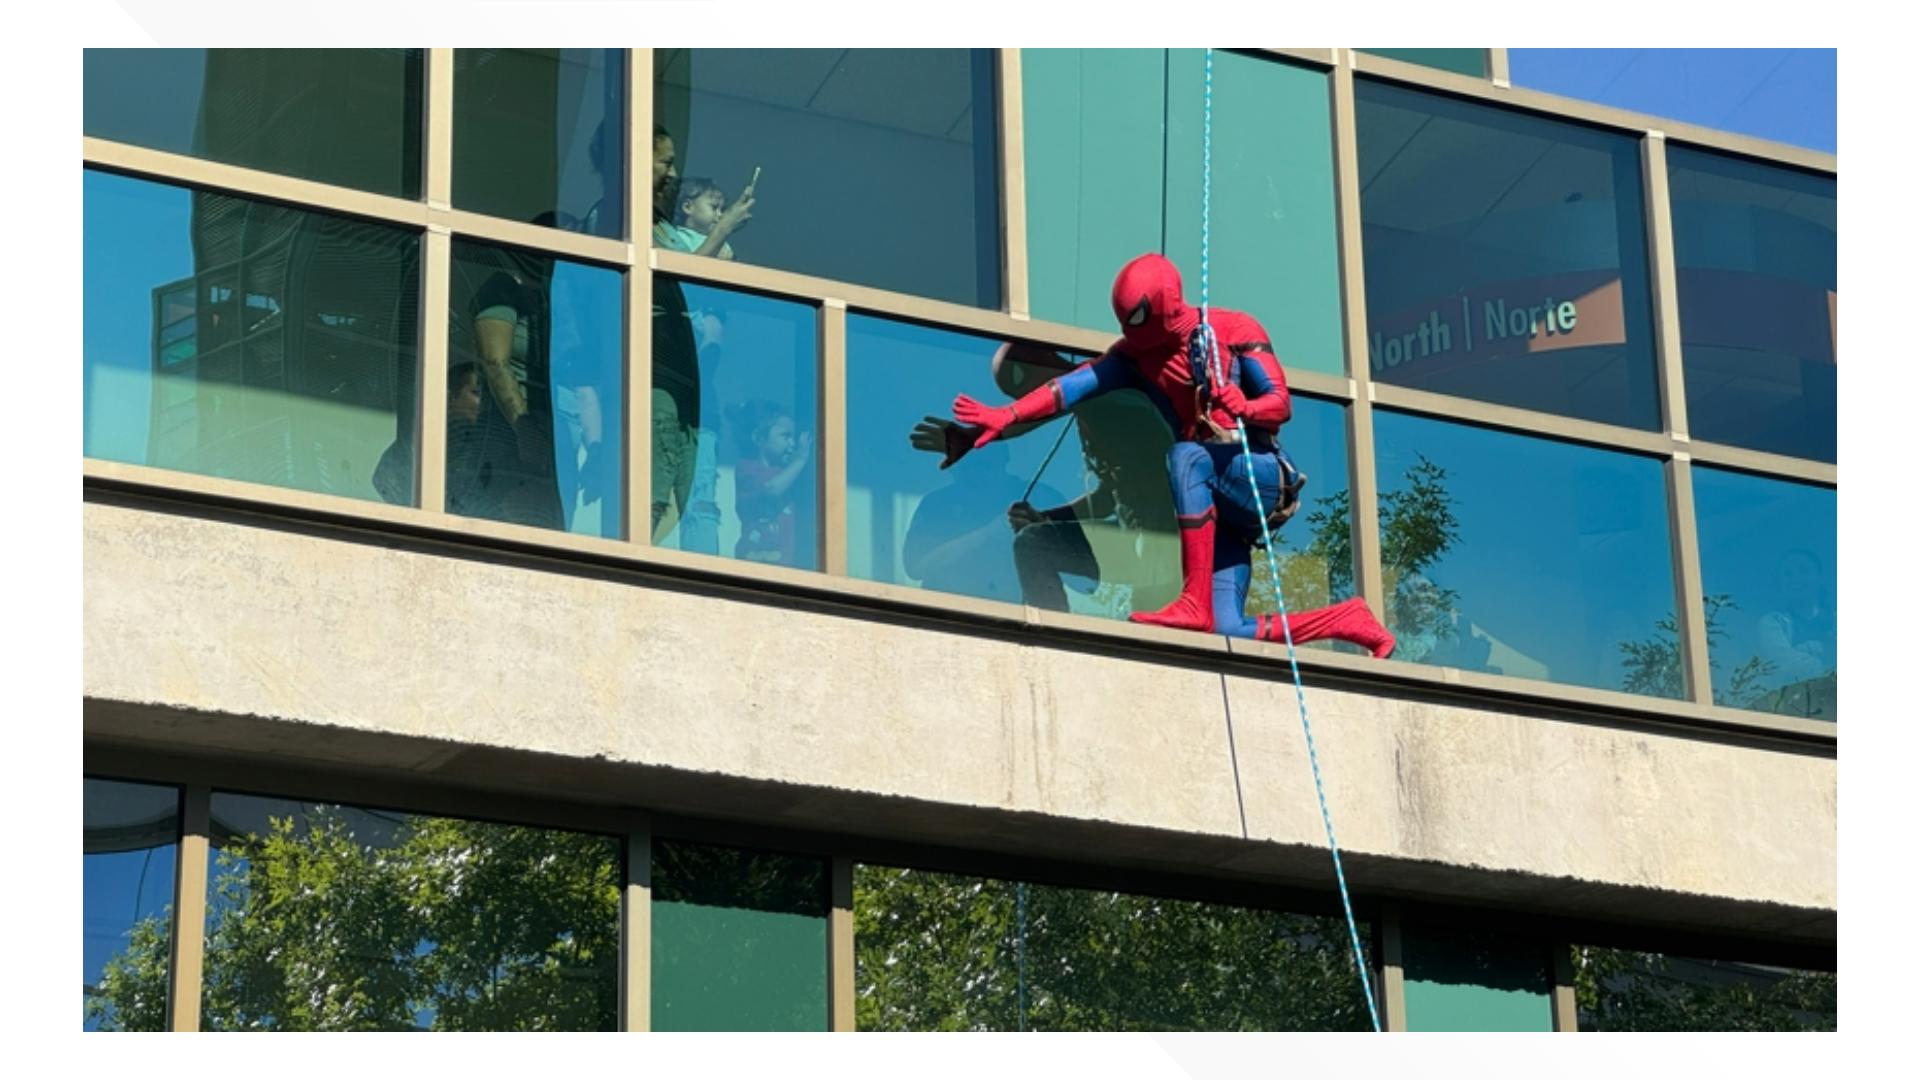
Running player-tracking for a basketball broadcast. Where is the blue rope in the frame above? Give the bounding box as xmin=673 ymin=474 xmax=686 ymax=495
xmin=1199 ymin=47 xmax=1381 ymax=1033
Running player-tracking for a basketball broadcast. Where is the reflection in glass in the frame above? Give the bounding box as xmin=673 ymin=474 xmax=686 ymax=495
xmin=84 ymin=49 xmax=423 ymax=199
xmin=199 ymin=794 xmax=620 ymax=1031
xmin=1692 ymin=467 xmax=1837 ymax=721
xmin=1574 ymin=945 xmax=1836 ymax=1031
xmin=84 ymin=171 xmax=420 ymax=503
xmin=1355 ymin=80 xmax=1660 ymax=429
xmin=652 ymin=839 xmax=828 ymax=1032
xmin=1372 ymin=410 xmax=1678 ymax=696
xmin=854 ymin=865 xmax=1372 ymax=1031
xmin=84 ymin=779 xmax=180 ymax=1031
xmin=1401 ymin=923 xmax=1552 ymax=1032
xmin=654 ymin=49 xmax=1001 ymax=307
xmin=1669 ymin=148 xmax=1836 ymax=462
xmin=846 ymin=316 xmax=1352 ymax=630
xmin=652 ymin=281 xmax=818 ymax=571
xmin=453 ymin=49 xmax=626 ymax=239
xmin=1357 ymin=48 xmax=1491 ymax=78
xmin=443 ymin=241 xmax=623 ymax=537
xmin=1022 ymin=50 xmax=1345 ymax=376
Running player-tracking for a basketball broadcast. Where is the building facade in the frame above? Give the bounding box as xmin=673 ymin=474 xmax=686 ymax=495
xmin=82 ymin=48 xmax=1837 ymax=1032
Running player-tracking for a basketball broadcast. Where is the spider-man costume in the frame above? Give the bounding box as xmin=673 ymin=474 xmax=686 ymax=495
xmin=954 ymin=253 xmax=1394 ymax=656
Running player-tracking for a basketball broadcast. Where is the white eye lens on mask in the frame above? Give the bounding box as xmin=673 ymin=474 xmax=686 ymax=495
xmin=1126 ymin=298 xmax=1150 ymax=327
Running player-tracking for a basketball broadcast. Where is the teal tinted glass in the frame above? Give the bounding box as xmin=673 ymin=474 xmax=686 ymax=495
xmin=1372 ymin=410 xmax=1678 ymax=696
xmin=1023 ymin=50 xmax=1345 ymax=376
xmin=84 ymin=170 xmax=420 ymax=503
xmin=201 ymin=794 xmax=620 ymax=1031
xmin=84 ymin=49 xmax=423 ymax=199
xmin=654 ymin=49 xmax=1000 ymax=307
xmin=1668 ymin=147 xmax=1835 ymax=462
xmin=845 ymin=314 xmax=1352 ymax=624
xmin=1692 ymin=467 xmax=1837 ymax=721
xmin=1358 ymin=49 xmax=1491 ymax=78
xmin=1402 ymin=924 xmax=1553 ymax=1032
xmin=854 ymin=865 xmax=1372 ymax=1031
xmin=443 ymin=240 xmax=624 ymax=538
xmin=84 ymin=779 xmax=179 ymax=1032
xmin=1355 ymin=79 xmax=1660 ymax=429
xmin=1575 ymin=946 xmax=1836 ymax=1031
xmin=652 ymin=839 xmax=829 ymax=1032
xmin=453 ymin=49 xmax=625 ymax=240
xmin=651 ymin=281 xmax=819 ymax=570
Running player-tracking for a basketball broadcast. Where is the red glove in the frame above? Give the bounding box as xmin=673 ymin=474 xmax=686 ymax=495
xmin=953 ymin=382 xmax=1063 ymax=448
xmin=1210 ymin=379 xmax=1250 ymax=418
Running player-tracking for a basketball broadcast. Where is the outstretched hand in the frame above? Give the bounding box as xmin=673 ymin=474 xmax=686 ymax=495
xmin=909 ymin=415 xmax=980 ymax=470
xmin=952 ymin=394 xmax=1015 ymax=448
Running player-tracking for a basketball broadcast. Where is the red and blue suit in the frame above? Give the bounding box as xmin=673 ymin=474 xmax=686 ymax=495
xmin=954 ymin=253 xmax=1393 ymax=655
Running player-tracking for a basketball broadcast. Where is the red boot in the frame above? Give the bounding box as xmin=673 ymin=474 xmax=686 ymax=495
xmin=1258 ymin=596 xmax=1396 ymax=659
xmin=1128 ymin=510 xmax=1216 ymax=633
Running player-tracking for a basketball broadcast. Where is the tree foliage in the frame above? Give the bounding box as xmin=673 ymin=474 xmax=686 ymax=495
xmin=1573 ymin=946 xmax=1836 ymax=1031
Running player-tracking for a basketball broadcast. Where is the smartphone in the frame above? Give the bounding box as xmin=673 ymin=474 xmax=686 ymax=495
xmin=748 ymin=166 xmax=762 ymax=192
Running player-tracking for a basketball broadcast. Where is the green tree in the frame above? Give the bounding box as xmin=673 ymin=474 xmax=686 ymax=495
xmin=1573 ymin=946 xmax=1836 ymax=1031
xmin=1616 ymin=595 xmax=1834 ymax=719
xmin=86 ymin=910 xmax=171 ymax=1032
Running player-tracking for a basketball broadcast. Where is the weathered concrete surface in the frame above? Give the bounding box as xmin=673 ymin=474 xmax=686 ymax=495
xmin=83 ymin=499 xmax=1836 ymax=940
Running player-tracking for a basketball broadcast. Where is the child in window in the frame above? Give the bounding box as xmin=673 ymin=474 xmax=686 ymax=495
xmin=661 ymin=177 xmax=738 ymax=261
xmin=732 ymin=402 xmax=812 ymax=567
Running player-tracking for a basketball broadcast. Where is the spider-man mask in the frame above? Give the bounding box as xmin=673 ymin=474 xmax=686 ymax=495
xmin=1111 ymin=253 xmax=1199 ymax=352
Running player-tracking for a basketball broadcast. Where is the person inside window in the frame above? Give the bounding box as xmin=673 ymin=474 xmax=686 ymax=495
xmin=661 ymin=178 xmax=739 ymax=261
xmin=731 ymin=401 xmax=812 ymax=567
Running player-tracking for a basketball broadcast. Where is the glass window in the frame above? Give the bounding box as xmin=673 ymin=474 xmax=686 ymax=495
xmin=1574 ymin=945 xmax=1836 ymax=1031
xmin=1355 ymin=80 xmax=1661 ymax=429
xmin=1358 ymin=49 xmax=1491 ymax=78
xmin=1402 ymin=924 xmax=1553 ymax=1032
xmin=652 ymin=839 xmax=829 ymax=1032
xmin=1372 ymin=410 xmax=1678 ymax=696
xmin=1022 ymin=50 xmax=1345 ymax=376
xmin=653 ymin=49 xmax=1001 ymax=308
xmin=453 ymin=49 xmax=626 ymax=240
xmin=845 ymin=315 xmax=1355 ymax=626
xmin=445 ymin=240 xmax=624 ymax=538
xmin=651 ymin=281 xmax=819 ymax=570
xmin=84 ymin=49 xmax=423 ymax=199
xmin=1668 ymin=148 xmax=1835 ymax=462
xmin=200 ymin=794 xmax=620 ymax=1031
xmin=854 ymin=864 xmax=1372 ymax=1031
xmin=84 ymin=779 xmax=180 ymax=1032
xmin=84 ymin=170 xmax=421 ymax=503
xmin=1692 ymin=467 xmax=1837 ymax=721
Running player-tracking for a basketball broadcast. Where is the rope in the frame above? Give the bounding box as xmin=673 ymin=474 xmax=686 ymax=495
xmin=1198 ymin=46 xmax=1381 ymax=1033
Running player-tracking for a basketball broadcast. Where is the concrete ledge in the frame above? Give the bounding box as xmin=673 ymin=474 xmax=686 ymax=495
xmin=83 ymin=498 xmax=1835 ymax=943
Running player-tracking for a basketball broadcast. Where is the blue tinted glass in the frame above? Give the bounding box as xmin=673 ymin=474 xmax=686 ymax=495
xmin=1359 ymin=49 xmax=1490 ymax=78
xmin=84 ymin=49 xmax=423 ymax=199
xmin=1508 ymin=49 xmax=1835 ymax=155
xmin=1692 ymin=467 xmax=1836 ymax=722
xmin=84 ymin=170 xmax=421 ymax=502
xmin=84 ymin=779 xmax=179 ymax=1031
xmin=1355 ymin=80 xmax=1660 ymax=430
xmin=653 ymin=281 xmax=819 ymax=571
xmin=1669 ymin=148 xmax=1835 ymax=462
xmin=654 ymin=49 xmax=1001 ymax=307
xmin=845 ymin=315 xmax=1352 ymax=628
xmin=445 ymin=240 xmax=624 ymax=538
xmin=454 ymin=49 xmax=625 ymax=239
xmin=1373 ymin=411 xmax=1678 ymax=696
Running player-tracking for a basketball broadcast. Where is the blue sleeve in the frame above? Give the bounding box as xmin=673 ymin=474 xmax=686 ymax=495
xmin=1238 ymin=354 xmax=1276 ymax=396
xmin=1055 ymin=351 xmax=1139 ymax=410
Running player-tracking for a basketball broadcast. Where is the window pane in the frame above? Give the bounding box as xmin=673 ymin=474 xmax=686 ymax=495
xmin=84 ymin=49 xmax=423 ymax=199
xmin=84 ymin=779 xmax=179 ymax=1032
xmin=653 ymin=49 xmax=1001 ymax=307
xmin=84 ymin=170 xmax=421 ymax=504
xmin=453 ymin=49 xmax=625 ymax=240
xmin=1356 ymin=80 xmax=1661 ymax=429
xmin=1023 ymin=50 xmax=1345 ymax=376
xmin=1669 ymin=148 xmax=1835 ymax=462
xmin=1402 ymin=924 xmax=1553 ymax=1032
xmin=201 ymin=794 xmax=620 ymax=1031
xmin=1692 ymin=467 xmax=1837 ymax=721
xmin=1359 ymin=49 xmax=1491 ymax=78
xmin=652 ymin=839 xmax=828 ymax=1032
xmin=1574 ymin=945 xmax=1836 ymax=1031
xmin=445 ymin=240 xmax=624 ymax=537
xmin=1372 ymin=410 xmax=1678 ymax=696
xmin=854 ymin=864 xmax=1372 ymax=1031
xmin=845 ymin=315 xmax=1354 ymax=627
xmin=652 ymin=281 xmax=819 ymax=570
